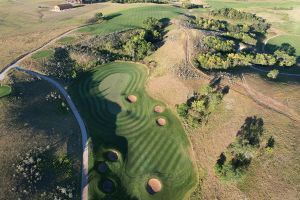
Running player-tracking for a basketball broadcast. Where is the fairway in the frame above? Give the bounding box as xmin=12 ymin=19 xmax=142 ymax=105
xmin=79 ymin=5 xmax=183 ymax=35
xmin=70 ymin=62 xmax=197 ymax=200
xmin=0 ymin=85 xmax=11 ymax=98
xmin=266 ymin=35 xmax=300 ymax=56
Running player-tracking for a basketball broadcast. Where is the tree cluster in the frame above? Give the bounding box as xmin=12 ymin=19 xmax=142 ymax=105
xmin=215 ymin=116 xmax=269 ymax=179
xmin=204 ymin=36 xmax=236 ymax=53
xmin=111 ymin=0 xmax=165 ymax=3
xmin=222 ymin=32 xmax=257 ymax=45
xmin=210 ymin=8 xmax=270 ymax=33
xmin=177 ymin=84 xmax=225 ymax=127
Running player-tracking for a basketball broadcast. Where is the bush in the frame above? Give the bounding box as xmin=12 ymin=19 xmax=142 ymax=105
xmin=266 ymin=136 xmax=275 ymax=148
xmin=267 ymin=69 xmax=279 ymax=79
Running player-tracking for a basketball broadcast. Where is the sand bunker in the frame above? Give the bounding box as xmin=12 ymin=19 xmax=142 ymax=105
xmin=156 ymin=118 xmax=166 ymax=126
xmin=106 ymin=150 xmax=119 ymax=162
xmin=147 ymin=178 xmax=162 ymax=194
xmin=101 ymin=179 xmax=114 ymax=193
xmin=154 ymin=105 xmax=164 ymax=113
xmin=127 ymin=95 xmax=137 ymax=103
xmin=98 ymin=162 xmax=108 ymax=173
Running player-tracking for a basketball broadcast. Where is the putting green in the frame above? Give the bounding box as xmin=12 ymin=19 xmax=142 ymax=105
xmin=71 ymin=62 xmax=197 ymax=200
xmin=0 ymin=85 xmax=11 ymax=98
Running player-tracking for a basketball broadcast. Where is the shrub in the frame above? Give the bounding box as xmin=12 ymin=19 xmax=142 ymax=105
xmin=266 ymin=136 xmax=275 ymax=148
xmin=267 ymin=69 xmax=279 ymax=79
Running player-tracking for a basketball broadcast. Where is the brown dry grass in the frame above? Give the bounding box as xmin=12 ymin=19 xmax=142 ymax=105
xmin=146 ymin=19 xmax=300 ymax=200
xmin=0 ymin=1 xmax=143 ymax=70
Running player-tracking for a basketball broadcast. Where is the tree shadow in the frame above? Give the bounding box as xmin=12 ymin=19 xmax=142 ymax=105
xmin=4 ymin=76 xmax=82 ymax=198
xmin=104 ymin=13 xmax=122 ymax=21
xmin=70 ymin=70 xmax=135 ymax=199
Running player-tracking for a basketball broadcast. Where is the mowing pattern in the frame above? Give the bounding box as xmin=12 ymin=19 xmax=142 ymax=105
xmin=72 ymin=62 xmax=196 ymax=199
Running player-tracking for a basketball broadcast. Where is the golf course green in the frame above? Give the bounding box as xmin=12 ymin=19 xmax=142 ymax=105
xmin=79 ymin=5 xmax=183 ymax=35
xmin=71 ymin=62 xmax=197 ymax=200
xmin=0 ymin=85 xmax=11 ymax=98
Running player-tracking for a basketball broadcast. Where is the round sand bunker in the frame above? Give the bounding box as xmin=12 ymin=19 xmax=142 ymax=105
xmin=98 ymin=162 xmax=108 ymax=173
xmin=156 ymin=118 xmax=166 ymax=126
xmin=154 ymin=105 xmax=164 ymax=113
xmin=147 ymin=178 xmax=162 ymax=194
xmin=101 ymin=179 xmax=115 ymax=193
xmin=106 ymin=150 xmax=119 ymax=162
xmin=127 ymin=95 xmax=137 ymax=103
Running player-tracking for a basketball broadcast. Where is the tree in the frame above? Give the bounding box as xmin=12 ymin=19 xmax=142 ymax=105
xmin=143 ymin=17 xmax=163 ymax=42
xmin=239 ymin=116 xmax=264 ymax=146
xmin=278 ymin=43 xmax=296 ymax=56
xmin=123 ymin=31 xmax=153 ymax=60
xmin=204 ymin=36 xmax=235 ymax=53
xmin=95 ymin=12 xmax=104 ymax=21
xmin=266 ymin=136 xmax=275 ymax=148
xmin=274 ymin=50 xmax=296 ymax=67
xmin=217 ymin=152 xmax=226 ymax=167
xmin=253 ymin=53 xmax=276 ymax=66
xmin=231 ymin=152 xmax=252 ymax=170
xmin=267 ymin=69 xmax=279 ymax=79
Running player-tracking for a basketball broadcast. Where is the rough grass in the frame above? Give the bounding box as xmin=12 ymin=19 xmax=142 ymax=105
xmin=0 ymin=85 xmax=12 ymax=98
xmin=31 ymin=49 xmax=54 ymax=60
xmin=57 ymin=36 xmax=76 ymax=45
xmin=266 ymin=35 xmax=300 ymax=55
xmin=70 ymin=62 xmax=197 ymax=200
xmin=79 ymin=5 xmax=184 ymax=35
xmin=0 ymin=1 xmax=146 ymax=69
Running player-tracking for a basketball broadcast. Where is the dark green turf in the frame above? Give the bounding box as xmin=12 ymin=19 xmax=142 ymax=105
xmin=70 ymin=62 xmax=197 ymax=200
xmin=0 ymin=85 xmax=11 ymax=98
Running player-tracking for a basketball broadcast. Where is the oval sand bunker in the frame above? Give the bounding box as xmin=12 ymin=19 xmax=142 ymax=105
xmin=127 ymin=95 xmax=137 ymax=103
xmin=147 ymin=178 xmax=162 ymax=194
xmin=106 ymin=150 xmax=119 ymax=162
xmin=154 ymin=105 xmax=164 ymax=113
xmin=156 ymin=118 xmax=166 ymax=126
xmin=98 ymin=162 xmax=108 ymax=173
xmin=101 ymin=179 xmax=115 ymax=193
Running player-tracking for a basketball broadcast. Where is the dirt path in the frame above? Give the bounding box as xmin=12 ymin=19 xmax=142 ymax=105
xmin=182 ymin=27 xmax=300 ymax=122
xmin=242 ymin=74 xmax=300 ymax=122
xmin=0 ymin=24 xmax=90 ymax=81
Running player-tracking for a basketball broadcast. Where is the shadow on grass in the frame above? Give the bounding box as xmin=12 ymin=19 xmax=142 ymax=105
xmin=70 ymin=70 xmax=137 ymax=199
xmin=104 ymin=13 xmax=122 ymax=21
xmin=5 ymin=77 xmax=82 ymax=199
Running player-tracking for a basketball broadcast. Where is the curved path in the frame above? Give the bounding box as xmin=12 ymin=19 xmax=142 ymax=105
xmin=182 ymin=27 xmax=300 ymax=122
xmin=0 ymin=25 xmax=91 ymax=199
xmin=0 ymin=24 xmax=90 ymax=81
xmin=1 ymin=66 xmax=89 ymax=200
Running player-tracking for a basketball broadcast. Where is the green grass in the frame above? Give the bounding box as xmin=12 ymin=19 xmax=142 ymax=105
xmin=31 ymin=49 xmax=54 ymax=60
xmin=57 ymin=36 xmax=76 ymax=45
xmin=70 ymin=62 xmax=197 ymax=200
xmin=204 ymin=0 xmax=300 ymax=9
xmin=0 ymin=85 xmax=11 ymax=98
xmin=266 ymin=35 xmax=300 ymax=56
xmin=79 ymin=5 xmax=184 ymax=35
